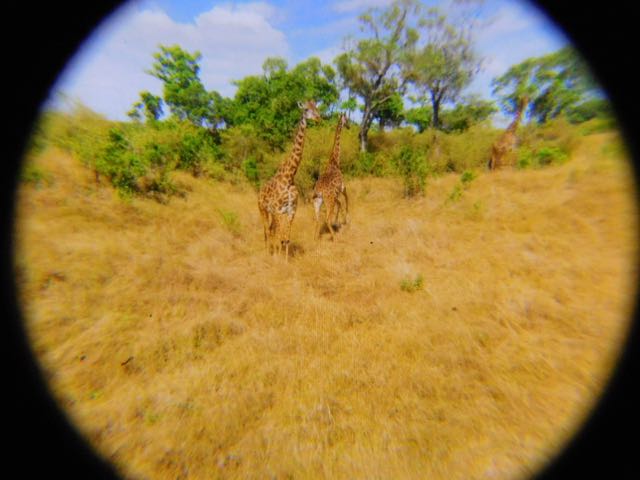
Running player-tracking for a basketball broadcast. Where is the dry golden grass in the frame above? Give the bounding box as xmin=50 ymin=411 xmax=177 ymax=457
xmin=14 ymin=132 xmax=637 ymax=480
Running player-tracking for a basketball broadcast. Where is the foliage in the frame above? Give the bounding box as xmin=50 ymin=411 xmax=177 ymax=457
xmin=400 ymin=274 xmax=424 ymax=292
xmin=96 ymin=128 xmax=148 ymax=195
xmin=405 ymin=105 xmax=433 ymax=132
xmin=229 ymin=56 xmax=338 ymax=149
xmin=373 ymin=92 xmax=405 ymax=130
xmin=34 ymin=105 xmax=112 ymax=168
xmin=147 ymin=45 xmax=224 ymax=128
xmin=409 ymin=6 xmax=482 ymax=129
xmin=530 ymin=47 xmax=597 ymax=124
xmin=217 ymin=209 xmax=242 ymax=237
xmin=447 ymin=169 xmax=477 ymax=203
xmin=21 ymin=164 xmax=53 ymax=188
xmin=517 ymin=146 xmax=568 ymax=169
xmin=439 ymin=96 xmax=496 ymax=132
xmin=422 ymin=123 xmax=499 ymax=173
xmin=127 ymin=91 xmax=163 ymax=123
xmin=566 ymin=97 xmax=614 ymax=124
xmin=395 ymin=145 xmax=427 ymax=197
xmin=516 ymin=116 xmax=578 ymax=169
xmin=492 ymin=46 xmax=600 ymax=125
xmin=518 ymin=116 xmax=578 ymax=154
xmin=336 ymin=0 xmax=421 ymax=151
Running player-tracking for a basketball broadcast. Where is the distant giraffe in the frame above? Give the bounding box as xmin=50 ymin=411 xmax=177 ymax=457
xmin=258 ymin=100 xmax=321 ymax=259
xmin=312 ymin=113 xmax=350 ymax=241
xmin=488 ymin=97 xmax=528 ymax=170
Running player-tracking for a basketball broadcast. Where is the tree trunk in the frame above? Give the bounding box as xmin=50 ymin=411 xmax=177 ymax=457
xmin=431 ymin=94 xmax=441 ymax=130
xmin=359 ymin=127 xmax=368 ymax=153
xmin=359 ymin=106 xmax=374 ymax=152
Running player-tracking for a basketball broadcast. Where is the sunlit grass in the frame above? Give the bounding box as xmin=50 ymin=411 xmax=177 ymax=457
xmin=14 ymin=132 xmax=637 ymax=479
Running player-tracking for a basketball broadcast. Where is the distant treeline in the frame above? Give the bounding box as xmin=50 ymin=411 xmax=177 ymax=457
xmin=27 ymin=0 xmax=615 ymax=201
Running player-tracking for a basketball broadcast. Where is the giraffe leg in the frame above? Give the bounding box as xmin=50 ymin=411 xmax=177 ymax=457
xmin=313 ymin=195 xmax=323 ymax=240
xmin=285 ymin=209 xmax=296 ymax=261
xmin=334 ymin=198 xmax=342 ymax=226
xmin=325 ymin=200 xmax=336 ymax=241
xmin=259 ymin=204 xmax=270 ymax=253
xmin=271 ymin=214 xmax=282 ymax=257
xmin=342 ymin=188 xmax=349 ymax=225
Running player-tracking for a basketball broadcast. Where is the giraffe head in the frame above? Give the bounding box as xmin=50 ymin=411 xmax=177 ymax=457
xmin=339 ymin=112 xmax=350 ymax=129
xmin=298 ymin=100 xmax=322 ymax=122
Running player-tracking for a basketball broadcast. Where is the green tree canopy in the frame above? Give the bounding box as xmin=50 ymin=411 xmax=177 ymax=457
xmin=229 ymin=56 xmax=338 ymax=149
xmin=492 ymin=46 xmax=599 ymax=125
xmin=335 ymin=0 xmax=421 ymax=151
xmin=439 ymin=95 xmax=496 ymax=132
xmin=373 ymin=92 xmax=405 ymax=130
xmin=409 ymin=7 xmax=482 ymax=129
xmin=404 ymin=105 xmax=433 ymax=133
xmin=147 ymin=45 xmax=223 ymax=128
xmin=127 ymin=91 xmax=164 ymax=123
xmin=530 ymin=47 xmax=597 ymax=123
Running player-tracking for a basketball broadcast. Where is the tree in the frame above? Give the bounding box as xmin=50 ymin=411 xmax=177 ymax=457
xmin=373 ymin=92 xmax=405 ymax=130
xmin=565 ymin=97 xmax=613 ymax=124
xmin=439 ymin=95 xmax=496 ymax=132
xmin=405 ymin=105 xmax=432 ymax=132
xmin=530 ymin=47 xmax=597 ymax=123
xmin=492 ymin=46 xmax=598 ymax=126
xmin=229 ymin=56 xmax=339 ymax=149
xmin=147 ymin=45 xmax=223 ymax=128
xmin=335 ymin=0 xmax=421 ymax=152
xmin=127 ymin=91 xmax=163 ymax=123
xmin=340 ymin=97 xmax=359 ymax=119
xmin=410 ymin=7 xmax=481 ymax=129
xmin=491 ymin=57 xmax=540 ymax=125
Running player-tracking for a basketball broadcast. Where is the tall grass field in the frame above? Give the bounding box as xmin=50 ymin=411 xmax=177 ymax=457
xmin=14 ymin=125 xmax=637 ymax=479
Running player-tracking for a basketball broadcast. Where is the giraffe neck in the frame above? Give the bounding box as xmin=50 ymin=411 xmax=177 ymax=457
xmin=278 ymin=116 xmax=307 ymax=184
xmin=507 ymin=98 xmax=527 ymax=134
xmin=328 ymin=120 xmax=343 ymax=168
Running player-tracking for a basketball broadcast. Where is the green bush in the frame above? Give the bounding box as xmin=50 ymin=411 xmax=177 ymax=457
xmin=578 ymin=117 xmax=618 ymax=135
xmin=96 ymin=128 xmax=148 ymax=195
xmin=447 ymin=170 xmax=477 ymax=203
xmin=242 ymin=156 xmax=260 ymax=187
xmin=395 ymin=146 xmax=427 ymax=197
xmin=217 ymin=209 xmax=242 ymax=237
xmin=517 ymin=146 xmax=568 ymax=169
xmin=400 ymin=274 xmax=424 ymax=292
xmin=20 ymin=163 xmax=53 ymax=188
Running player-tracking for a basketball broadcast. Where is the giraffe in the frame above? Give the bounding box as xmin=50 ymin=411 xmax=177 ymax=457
xmin=488 ymin=97 xmax=528 ymax=171
xmin=312 ymin=113 xmax=350 ymax=241
xmin=258 ymin=100 xmax=321 ymax=259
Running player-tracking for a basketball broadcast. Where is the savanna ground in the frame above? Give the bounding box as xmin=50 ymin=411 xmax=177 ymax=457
xmin=14 ymin=132 xmax=637 ymax=479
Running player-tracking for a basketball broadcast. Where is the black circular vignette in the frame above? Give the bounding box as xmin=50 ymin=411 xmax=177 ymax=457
xmin=3 ymin=3 xmax=124 ymax=478
xmin=2 ymin=1 xmax=637 ymax=479
xmin=530 ymin=2 xmax=639 ymax=479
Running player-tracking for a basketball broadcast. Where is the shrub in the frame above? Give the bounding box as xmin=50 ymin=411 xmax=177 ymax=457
xmin=518 ymin=117 xmax=577 ymax=155
xmin=242 ymin=157 xmax=260 ymax=187
xmin=441 ymin=123 xmax=500 ymax=173
xmin=20 ymin=163 xmax=53 ymax=188
xmin=517 ymin=146 xmax=568 ymax=169
xmin=395 ymin=146 xmax=427 ymax=198
xmin=447 ymin=170 xmax=477 ymax=203
xmin=400 ymin=274 xmax=424 ymax=292
xmin=217 ymin=209 xmax=241 ymax=237
xmin=96 ymin=128 xmax=148 ymax=195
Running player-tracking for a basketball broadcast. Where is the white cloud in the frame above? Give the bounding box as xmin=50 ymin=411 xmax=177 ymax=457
xmin=307 ymin=44 xmax=344 ymax=66
xmin=48 ymin=1 xmax=290 ymax=120
xmin=331 ymin=0 xmax=393 ymax=14
xmin=475 ymin=3 xmax=540 ymax=43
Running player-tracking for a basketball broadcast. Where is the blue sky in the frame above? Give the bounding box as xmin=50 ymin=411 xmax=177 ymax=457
xmin=48 ymin=0 xmax=570 ymax=124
